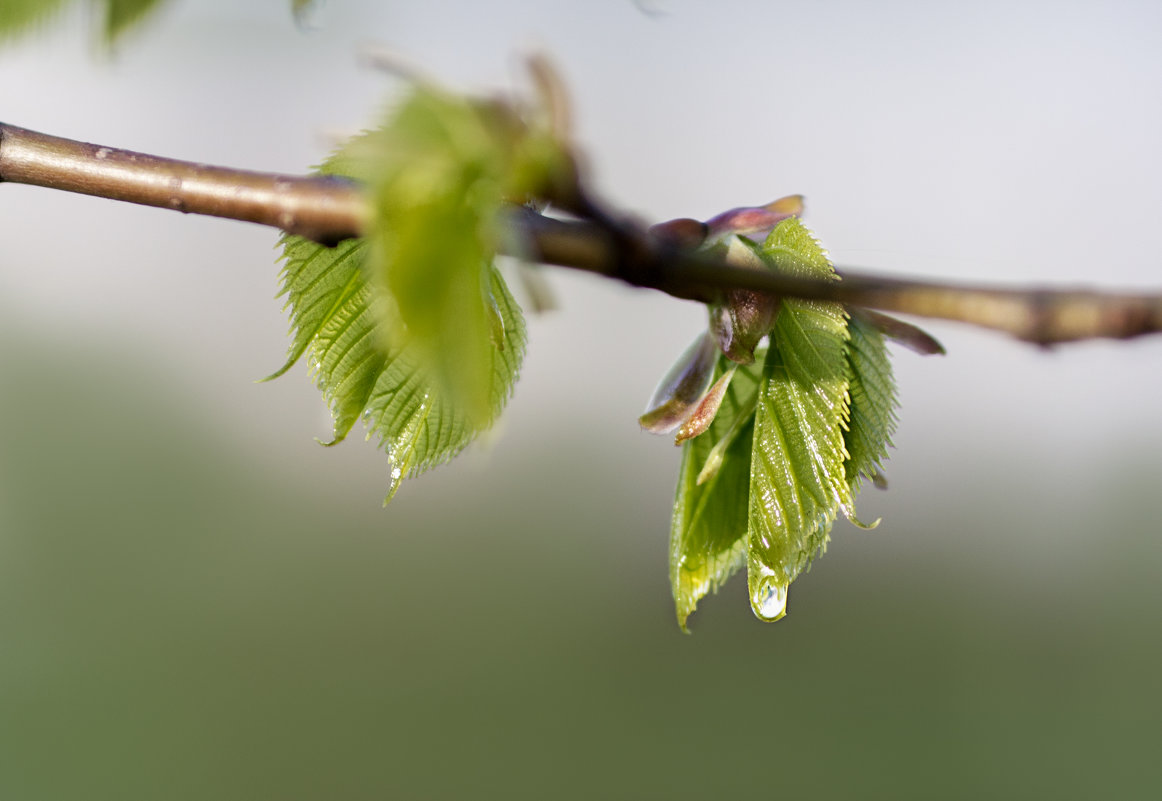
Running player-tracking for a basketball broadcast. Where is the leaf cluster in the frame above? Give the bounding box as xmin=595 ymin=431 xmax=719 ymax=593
xmin=665 ymin=219 xmax=899 ymax=628
xmin=271 ymin=84 xmax=570 ymax=502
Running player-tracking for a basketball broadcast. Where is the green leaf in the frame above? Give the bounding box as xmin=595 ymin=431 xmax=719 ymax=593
xmin=844 ymin=312 xmax=898 ymax=493
xmin=659 ymin=216 xmax=903 ymax=628
xmin=273 ymin=234 xmax=526 ymax=503
xmin=670 ymin=356 xmax=763 ymax=630
xmin=338 ymin=86 xmax=568 ymax=426
xmin=746 ymin=218 xmax=852 ymax=621
xmin=266 ymin=81 xmax=567 ymax=501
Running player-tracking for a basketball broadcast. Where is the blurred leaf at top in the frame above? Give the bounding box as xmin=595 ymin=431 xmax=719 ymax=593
xmin=338 ymin=84 xmax=571 ymax=425
xmin=0 ymin=0 xmax=168 ymax=46
xmin=103 ymin=0 xmax=164 ymax=42
xmin=291 ymin=0 xmax=319 ymax=26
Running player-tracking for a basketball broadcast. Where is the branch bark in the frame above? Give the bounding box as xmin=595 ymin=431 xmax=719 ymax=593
xmin=2 ymin=120 xmax=1161 ymax=346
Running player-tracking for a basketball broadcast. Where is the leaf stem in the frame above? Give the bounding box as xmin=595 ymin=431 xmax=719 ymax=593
xmin=2 ymin=120 xmax=1161 ymax=346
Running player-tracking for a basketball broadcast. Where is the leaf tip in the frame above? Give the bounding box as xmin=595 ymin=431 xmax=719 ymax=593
xmin=382 ymin=464 xmax=405 ymax=506
xmin=257 ymin=360 xmax=297 ymax=383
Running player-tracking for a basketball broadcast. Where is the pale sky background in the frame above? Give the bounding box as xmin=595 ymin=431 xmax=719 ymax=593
xmin=1 ymin=0 xmax=1160 ymax=570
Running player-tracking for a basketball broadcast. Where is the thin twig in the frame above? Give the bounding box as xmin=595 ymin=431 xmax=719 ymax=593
xmin=2 ymin=121 xmax=1161 ymax=346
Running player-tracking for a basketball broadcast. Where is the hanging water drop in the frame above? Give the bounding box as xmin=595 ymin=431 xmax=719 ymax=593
xmin=749 ymin=572 xmax=788 ymax=622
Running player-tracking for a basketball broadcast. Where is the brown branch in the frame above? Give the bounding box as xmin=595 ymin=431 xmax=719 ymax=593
xmin=0 ymin=123 xmax=367 ymax=244
xmin=513 ymin=209 xmax=1162 ymax=345
xmin=2 ymin=120 xmax=1161 ymax=346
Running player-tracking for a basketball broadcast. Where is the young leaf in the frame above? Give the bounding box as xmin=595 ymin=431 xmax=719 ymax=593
xmin=844 ymin=312 xmax=898 ymax=493
xmin=273 ymin=234 xmax=526 ymax=503
xmin=670 ymin=357 xmax=763 ymax=630
xmin=746 ymin=218 xmax=852 ymax=621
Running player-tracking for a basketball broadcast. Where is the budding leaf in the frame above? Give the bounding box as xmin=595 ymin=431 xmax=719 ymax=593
xmin=639 ymin=332 xmax=718 ymax=435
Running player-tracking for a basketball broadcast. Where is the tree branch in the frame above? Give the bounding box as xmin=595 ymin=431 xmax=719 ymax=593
xmin=2 ymin=120 xmax=1161 ymax=346
xmin=0 ymin=122 xmax=367 ymax=244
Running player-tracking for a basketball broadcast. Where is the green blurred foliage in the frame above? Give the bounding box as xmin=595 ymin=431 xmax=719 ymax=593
xmin=337 ymin=86 xmax=566 ymax=428
xmin=0 ymin=0 xmax=168 ymax=45
xmin=1 ymin=328 xmax=1159 ymax=800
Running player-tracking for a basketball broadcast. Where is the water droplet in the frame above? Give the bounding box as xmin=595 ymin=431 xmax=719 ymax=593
xmin=749 ymin=570 xmax=788 ymax=622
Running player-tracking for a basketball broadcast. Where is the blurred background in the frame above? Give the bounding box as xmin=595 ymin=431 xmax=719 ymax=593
xmin=1 ymin=1 xmax=1160 ymax=798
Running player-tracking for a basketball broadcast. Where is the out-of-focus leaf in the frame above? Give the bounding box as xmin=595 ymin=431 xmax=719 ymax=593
xmin=0 ymin=0 xmax=70 ymax=39
xmin=339 ymin=86 xmax=569 ymax=425
xmin=291 ymin=0 xmax=316 ymax=21
xmin=670 ymin=357 xmax=762 ymax=630
xmin=102 ymin=0 xmax=164 ymax=43
xmin=0 ymin=0 xmax=167 ymax=45
xmin=746 ymin=218 xmax=851 ymax=621
xmin=703 ymin=193 xmax=803 ymax=241
xmin=844 ymin=312 xmax=898 ymax=493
